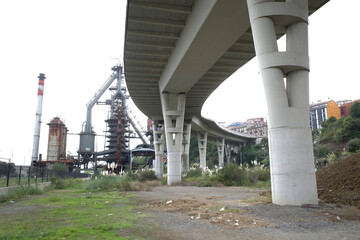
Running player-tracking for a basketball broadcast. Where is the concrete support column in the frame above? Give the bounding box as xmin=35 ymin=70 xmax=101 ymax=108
xmin=160 ymin=92 xmax=186 ymax=185
xmin=197 ymin=132 xmax=208 ymax=168
xmin=152 ymin=121 xmax=165 ymax=179
xmin=181 ymin=123 xmax=192 ymax=173
xmin=216 ymin=138 xmax=225 ymax=168
xmin=247 ymin=0 xmax=318 ymax=205
xmin=225 ymin=143 xmax=231 ymax=165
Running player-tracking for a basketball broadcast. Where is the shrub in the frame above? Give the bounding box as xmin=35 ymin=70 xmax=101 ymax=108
xmin=186 ymin=167 xmax=203 ymax=178
xmin=346 ymin=138 xmax=360 ymax=153
xmin=138 ymin=169 xmax=157 ymax=182
xmin=262 ymin=156 xmax=270 ymax=168
xmin=325 ymin=152 xmax=337 ymax=165
xmin=217 ymin=164 xmax=249 ymax=186
xmin=50 ymin=177 xmax=78 ymax=189
xmin=51 ymin=163 xmax=69 ymax=178
xmin=197 ymin=175 xmax=219 ymax=187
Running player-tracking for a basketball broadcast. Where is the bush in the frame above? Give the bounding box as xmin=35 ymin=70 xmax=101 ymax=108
xmin=256 ymin=168 xmax=270 ymax=182
xmin=217 ymin=164 xmax=249 ymax=186
xmin=51 ymin=163 xmax=69 ymax=178
xmin=197 ymin=175 xmax=219 ymax=187
xmin=186 ymin=167 xmax=203 ymax=178
xmin=313 ymin=146 xmax=332 ymax=158
xmin=139 ymin=169 xmax=157 ymax=182
xmin=50 ymin=177 xmax=79 ymax=189
xmin=346 ymin=138 xmax=360 ymax=153
xmin=262 ymin=156 xmax=270 ymax=168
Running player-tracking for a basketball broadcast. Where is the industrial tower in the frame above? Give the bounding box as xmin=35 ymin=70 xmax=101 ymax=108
xmin=78 ymin=65 xmax=151 ymax=173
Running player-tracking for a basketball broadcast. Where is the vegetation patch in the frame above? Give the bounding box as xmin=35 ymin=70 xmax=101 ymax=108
xmin=0 ymin=185 xmax=43 ymax=203
xmin=0 ymin=188 xmax=155 ymax=239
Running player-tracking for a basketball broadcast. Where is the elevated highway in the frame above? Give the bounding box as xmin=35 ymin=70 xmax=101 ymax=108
xmin=124 ymin=0 xmax=330 ymax=205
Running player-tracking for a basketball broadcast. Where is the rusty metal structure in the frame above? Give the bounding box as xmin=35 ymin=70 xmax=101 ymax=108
xmin=46 ymin=117 xmax=68 ymax=162
xmin=78 ymin=65 xmax=151 ymax=173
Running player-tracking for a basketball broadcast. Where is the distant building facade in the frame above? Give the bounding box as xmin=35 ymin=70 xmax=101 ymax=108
xmin=309 ymin=100 xmax=340 ymax=130
xmin=338 ymin=99 xmax=360 ymax=118
xmin=227 ymin=117 xmax=267 ymax=137
xmin=309 ymin=99 xmax=360 ymax=130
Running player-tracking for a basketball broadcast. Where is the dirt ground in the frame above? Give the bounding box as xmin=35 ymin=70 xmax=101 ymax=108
xmin=131 ymin=154 xmax=360 ymax=239
xmin=133 ymin=186 xmax=360 ymax=240
xmin=317 ymin=152 xmax=360 ymax=209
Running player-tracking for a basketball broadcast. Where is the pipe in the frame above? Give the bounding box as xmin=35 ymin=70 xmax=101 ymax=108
xmin=84 ymin=67 xmax=121 ymax=133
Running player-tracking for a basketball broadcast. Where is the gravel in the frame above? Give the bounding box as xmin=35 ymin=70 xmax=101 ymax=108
xmin=134 ymin=186 xmax=360 ymax=240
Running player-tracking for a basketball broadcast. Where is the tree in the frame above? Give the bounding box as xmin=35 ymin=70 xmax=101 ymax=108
xmin=189 ymin=137 xmax=199 ymax=166
xmin=346 ymin=138 xmax=360 ymax=153
xmin=350 ymin=101 xmax=360 ymax=118
xmin=206 ymin=140 xmax=218 ymax=169
xmin=342 ymin=117 xmax=360 ymax=140
xmin=0 ymin=162 xmax=16 ymax=177
xmin=241 ymin=144 xmax=267 ymax=166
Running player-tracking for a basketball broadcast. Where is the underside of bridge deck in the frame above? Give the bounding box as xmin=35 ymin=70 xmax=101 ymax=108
xmin=124 ymin=0 xmax=330 ymax=205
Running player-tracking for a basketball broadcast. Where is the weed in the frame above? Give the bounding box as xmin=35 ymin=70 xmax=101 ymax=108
xmin=0 ymin=185 xmax=43 ymax=203
xmin=186 ymin=167 xmax=203 ymax=178
xmin=139 ymin=169 xmax=157 ymax=182
xmin=84 ymin=175 xmax=135 ymax=192
xmin=197 ymin=175 xmax=219 ymax=187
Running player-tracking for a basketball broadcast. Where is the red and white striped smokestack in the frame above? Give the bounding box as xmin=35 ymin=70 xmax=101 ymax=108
xmin=31 ymin=73 xmax=46 ymax=164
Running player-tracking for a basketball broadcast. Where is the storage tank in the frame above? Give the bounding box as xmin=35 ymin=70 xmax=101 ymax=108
xmin=47 ymin=117 xmax=68 ymax=161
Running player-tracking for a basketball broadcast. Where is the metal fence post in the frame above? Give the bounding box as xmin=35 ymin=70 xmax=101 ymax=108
xmin=6 ymin=164 xmax=10 ymax=187
xmin=35 ymin=166 xmax=38 ymax=184
xmin=18 ymin=165 xmax=22 ymax=185
xmin=28 ymin=166 xmax=31 ymax=185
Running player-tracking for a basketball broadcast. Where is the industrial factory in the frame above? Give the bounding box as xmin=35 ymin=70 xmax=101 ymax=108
xmin=31 ymin=65 xmax=154 ymax=173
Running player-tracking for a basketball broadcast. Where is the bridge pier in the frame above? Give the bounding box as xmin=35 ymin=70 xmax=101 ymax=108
xmin=197 ymin=132 xmax=208 ymax=168
xmin=181 ymin=122 xmax=192 ymax=173
xmin=152 ymin=121 xmax=165 ymax=179
xmin=160 ymin=92 xmax=186 ymax=185
xmin=225 ymin=143 xmax=231 ymax=165
xmin=216 ymin=138 xmax=225 ymax=168
xmin=247 ymin=0 xmax=318 ymax=205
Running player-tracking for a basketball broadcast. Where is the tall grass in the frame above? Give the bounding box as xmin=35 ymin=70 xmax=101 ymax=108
xmin=83 ymin=175 xmax=135 ymax=191
xmin=0 ymin=185 xmax=43 ymax=203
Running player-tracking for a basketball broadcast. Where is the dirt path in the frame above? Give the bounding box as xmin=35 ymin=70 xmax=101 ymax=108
xmin=133 ymin=186 xmax=360 ymax=240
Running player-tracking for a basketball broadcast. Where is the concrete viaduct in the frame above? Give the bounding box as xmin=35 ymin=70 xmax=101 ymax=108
xmin=123 ymin=0 xmax=329 ymax=206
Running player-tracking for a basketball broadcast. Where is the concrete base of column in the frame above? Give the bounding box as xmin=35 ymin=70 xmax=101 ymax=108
xmin=167 ymin=152 xmax=182 ymax=185
xmin=269 ymin=127 xmax=318 ymax=205
xmin=181 ymin=154 xmax=189 ymax=173
xmin=155 ymin=154 xmax=163 ymax=179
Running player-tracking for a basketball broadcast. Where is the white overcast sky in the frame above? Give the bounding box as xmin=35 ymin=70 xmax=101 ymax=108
xmin=0 ymin=0 xmax=359 ymax=165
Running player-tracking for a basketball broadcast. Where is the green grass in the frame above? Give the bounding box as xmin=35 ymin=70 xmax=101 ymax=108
xmin=0 ymin=185 xmax=154 ymax=239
